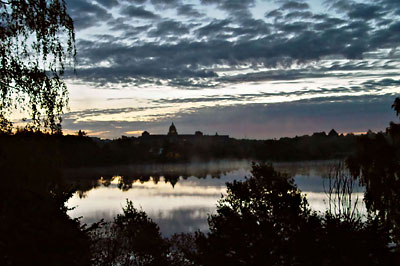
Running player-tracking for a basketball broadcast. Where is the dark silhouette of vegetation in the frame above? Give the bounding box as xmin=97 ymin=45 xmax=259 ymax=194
xmin=192 ymin=163 xmax=392 ymax=266
xmin=0 ymin=131 xmax=90 ymax=265
xmin=0 ymin=0 xmax=75 ymax=132
xmin=0 ymin=128 xmax=359 ymax=170
xmin=347 ymin=97 xmax=400 ymax=245
xmin=90 ymin=200 xmax=168 ymax=266
xmin=324 ymin=162 xmax=361 ymax=222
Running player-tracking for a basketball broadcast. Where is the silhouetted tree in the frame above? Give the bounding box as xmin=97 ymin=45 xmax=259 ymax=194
xmin=324 ymin=162 xmax=360 ymax=222
xmin=347 ymin=97 xmax=400 ymax=245
xmin=195 ymin=163 xmax=320 ymax=265
xmin=0 ymin=131 xmax=91 ymax=265
xmin=77 ymin=129 xmax=87 ymax=137
xmin=90 ymin=200 xmax=169 ymax=266
xmin=193 ymin=163 xmax=393 ymax=265
xmin=393 ymin=97 xmax=400 ymax=117
xmin=0 ymin=0 xmax=75 ymax=132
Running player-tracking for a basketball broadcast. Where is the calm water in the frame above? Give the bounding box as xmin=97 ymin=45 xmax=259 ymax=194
xmin=66 ymin=160 xmax=365 ymax=236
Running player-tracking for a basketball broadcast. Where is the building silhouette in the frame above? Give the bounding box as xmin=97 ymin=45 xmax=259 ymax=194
xmin=168 ymin=122 xmax=178 ymax=136
xmin=139 ymin=123 xmax=229 ymax=142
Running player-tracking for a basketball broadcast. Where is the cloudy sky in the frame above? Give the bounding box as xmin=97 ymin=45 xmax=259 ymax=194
xmin=59 ymin=0 xmax=400 ymax=139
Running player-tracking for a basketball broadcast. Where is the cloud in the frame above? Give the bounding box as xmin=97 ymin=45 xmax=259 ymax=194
xmin=285 ymin=11 xmax=313 ymax=19
xmin=121 ymin=5 xmax=160 ymax=19
xmin=195 ymin=19 xmax=231 ymax=39
xmin=281 ymin=1 xmax=310 ymax=10
xmin=124 ymin=0 xmax=148 ymax=4
xmin=95 ymin=0 xmax=120 ymax=8
xmin=347 ymin=3 xmax=384 ymax=20
xmin=71 ymin=31 xmax=400 ymax=88
xmin=362 ymin=78 xmax=400 ymax=88
xmin=177 ymin=4 xmax=204 ymax=17
xmin=150 ymin=0 xmax=181 ymax=9
xmin=200 ymin=0 xmax=256 ymax=17
xmin=66 ymin=0 xmax=113 ymax=29
xmin=66 ymin=0 xmax=400 ymax=88
xmin=148 ymin=20 xmax=191 ymax=37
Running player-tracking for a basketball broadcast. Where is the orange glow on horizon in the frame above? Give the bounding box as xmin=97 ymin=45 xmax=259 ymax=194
xmin=125 ymin=130 xmax=143 ymax=136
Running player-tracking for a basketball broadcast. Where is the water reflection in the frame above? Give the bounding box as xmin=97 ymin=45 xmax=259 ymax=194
xmin=66 ymin=160 xmax=365 ymax=236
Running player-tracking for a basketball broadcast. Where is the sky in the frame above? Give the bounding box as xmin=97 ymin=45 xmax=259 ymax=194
xmin=58 ymin=0 xmax=400 ymax=139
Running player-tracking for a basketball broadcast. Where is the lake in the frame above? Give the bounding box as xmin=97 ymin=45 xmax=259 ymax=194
xmin=66 ymin=160 xmax=365 ymax=236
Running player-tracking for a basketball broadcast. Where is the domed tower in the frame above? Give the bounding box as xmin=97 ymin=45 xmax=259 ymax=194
xmin=168 ymin=122 xmax=178 ymax=136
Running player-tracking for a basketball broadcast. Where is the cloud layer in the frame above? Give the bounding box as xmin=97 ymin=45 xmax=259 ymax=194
xmin=65 ymin=0 xmax=400 ymax=88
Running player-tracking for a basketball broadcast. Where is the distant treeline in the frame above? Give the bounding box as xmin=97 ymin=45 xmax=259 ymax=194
xmin=0 ymin=128 xmax=359 ymax=167
xmin=0 ymin=129 xmax=364 ymax=168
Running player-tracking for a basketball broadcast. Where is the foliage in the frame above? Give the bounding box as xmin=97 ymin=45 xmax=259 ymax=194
xmin=195 ymin=163 xmax=315 ymax=265
xmin=90 ymin=200 xmax=169 ymax=266
xmin=193 ymin=163 xmax=393 ymax=265
xmin=0 ymin=131 xmax=91 ymax=265
xmin=167 ymin=233 xmax=198 ymax=266
xmin=347 ymin=97 xmax=400 ymax=244
xmin=393 ymin=97 xmax=400 ymax=117
xmin=0 ymin=0 xmax=75 ymax=132
xmin=324 ymin=161 xmax=361 ymax=223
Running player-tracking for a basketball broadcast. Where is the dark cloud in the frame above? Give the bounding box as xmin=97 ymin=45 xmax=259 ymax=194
xmin=148 ymin=20 xmax=190 ymax=37
xmin=66 ymin=0 xmax=113 ymax=29
xmin=166 ymin=78 xmax=217 ymax=89
xmin=150 ymin=84 xmax=383 ymax=106
xmin=285 ymin=11 xmax=313 ymax=19
xmin=73 ymin=21 xmax=399 ymax=85
xmin=265 ymin=9 xmax=282 ymax=18
xmin=347 ymin=3 xmax=384 ymax=20
xmin=329 ymin=0 xmax=389 ymax=20
xmin=67 ymin=0 xmax=400 ymax=88
xmin=121 ymin=5 xmax=159 ymax=19
xmin=194 ymin=18 xmax=269 ymax=41
xmin=106 ymin=18 xmax=152 ymax=39
xmin=200 ymin=0 xmax=256 ymax=17
xmin=154 ymin=96 xmax=237 ymax=104
xmin=370 ymin=21 xmax=400 ymax=49
xmin=200 ymin=0 xmax=255 ymax=10
xmin=215 ymin=69 xmax=336 ymax=84
xmin=195 ymin=19 xmax=231 ymax=39
xmin=362 ymin=78 xmax=400 ymax=88
xmin=236 ymin=18 xmax=270 ymax=38
xmin=281 ymin=1 xmax=310 ymax=10
xmin=313 ymin=17 xmax=346 ymax=31
xmin=177 ymin=4 xmax=204 ymax=17
xmin=276 ymin=21 xmax=311 ymax=33
xmin=95 ymin=0 xmax=120 ymax=8
xmin=64 ymin=107 xmax=152 ymax=119
xmin=90 ymin=34 xmax=119 ymax=43
xmin=150 ymin=0 xmax=180 ymax=9
xmin=123 ymin=0 xmax=147 ymax=4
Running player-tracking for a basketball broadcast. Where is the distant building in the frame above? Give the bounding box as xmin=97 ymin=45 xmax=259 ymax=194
xmin=328 ymin=129 xmax=339 ymax=137
xmin=168 ymin=122 xmax=178 ymax=136
xmin=140 ymin=123 xmax=229 ymax=142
